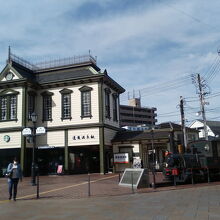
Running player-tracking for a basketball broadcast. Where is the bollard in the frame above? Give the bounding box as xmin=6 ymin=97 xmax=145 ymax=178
xmin=131 ymin=171 xmax=134 ymax=194
xmin=119 ymin=172 xmax=121 ymax=183
xmin=191 ymin=168 xmax=194 ymax=185
xmin=207 ymin=167 xmax=210 ymax=183
xmin=88 ymin=173 xmax=91 ymax=197
xmin=152 ymin=168 xmax=156 ymax=189
xmin=174 ymin=175 xmax=176 ymax=186
xmin=37 ymin=170 xmax=39 ymax=199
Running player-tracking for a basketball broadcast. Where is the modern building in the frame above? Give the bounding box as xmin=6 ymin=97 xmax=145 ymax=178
xmin=0 ymin=50 xmax=125 ymax=176
xmin=190 ymin=120 xmax=220 ymax=140
xmin=112 ymin=122 xmax=199 ymax=172
xmin=120 ymin=98 xmax=157 ymax=127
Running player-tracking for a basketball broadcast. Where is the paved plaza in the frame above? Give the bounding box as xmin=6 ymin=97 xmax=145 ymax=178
xmin=0 ymin=174 xmax=220 ymax=220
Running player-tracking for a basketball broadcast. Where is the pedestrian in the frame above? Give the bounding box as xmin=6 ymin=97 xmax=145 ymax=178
xmin=6 ymin=158 xmax=22 ymax=201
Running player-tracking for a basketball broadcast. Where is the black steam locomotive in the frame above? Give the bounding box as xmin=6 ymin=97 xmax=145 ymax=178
xmin=163 ymin=139 xmax=220 ymax=183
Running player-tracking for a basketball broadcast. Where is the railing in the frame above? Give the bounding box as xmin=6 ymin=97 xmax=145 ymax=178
xmin=34 ymin=55 xmax=97 ymax=71
xmin=10 ymin=53 xmax=97 ymax=72
xmin=10 ymin=53 xmax=38 ymax=71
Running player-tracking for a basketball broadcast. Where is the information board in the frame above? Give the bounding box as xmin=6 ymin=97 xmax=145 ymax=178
xmin=114 ymin=153 xmax=129 ymax=164
xmin=119 ymin=168 xmax=149 ymax=188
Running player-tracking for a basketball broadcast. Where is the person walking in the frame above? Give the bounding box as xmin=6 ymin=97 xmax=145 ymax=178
xmin=6 ymin=158 xmax=22 ymax=201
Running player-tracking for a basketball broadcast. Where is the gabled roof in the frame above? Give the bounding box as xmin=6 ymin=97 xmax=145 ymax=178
xmin=192 ymin=119 xmax=220 ymax=127
xmin=190 ymin=120 xmax=220 ymax=137
xmin=158 ymin=122 xmax=197 ymax=132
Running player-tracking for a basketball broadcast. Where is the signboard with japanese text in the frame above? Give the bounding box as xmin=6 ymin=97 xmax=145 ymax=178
xmin=114 ymin=153 xmax=129 ymax=164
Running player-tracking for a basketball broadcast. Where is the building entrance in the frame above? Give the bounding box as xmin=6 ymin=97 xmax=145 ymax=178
xmin=69 ymin=147 xmax=99 ymax=174
xmin=36 ymin=147 xmax=64 ymax=175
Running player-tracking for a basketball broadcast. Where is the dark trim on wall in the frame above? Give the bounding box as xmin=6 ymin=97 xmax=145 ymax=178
xmin=64 ymin=129 xmax=69 ymax=172
xmin=20 ymin=86 xmax=27 ymax=173
xmin=0 ymin=123 xmax=122 ymax=133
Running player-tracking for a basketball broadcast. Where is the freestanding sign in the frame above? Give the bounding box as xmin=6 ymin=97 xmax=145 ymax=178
xmin=114 ymin=153 xmax=129 ymax=164
xmin=22 ymin=128 xmax=32 ymax=136
xmin=119 ymin=168 xmax=149 ymax=189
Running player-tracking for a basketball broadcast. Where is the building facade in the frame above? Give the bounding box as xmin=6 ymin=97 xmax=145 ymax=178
xmin=120 ymin=98 xmax=157 ymax=127
xmin=0 ymin=52 xmax=125 ymax=176
xmin=112 ymin=122 xmax=199 ymax=172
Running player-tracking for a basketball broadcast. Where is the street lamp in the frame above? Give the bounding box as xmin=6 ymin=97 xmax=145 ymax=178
xmin=31 ymin=112 xmax=37 ymax=186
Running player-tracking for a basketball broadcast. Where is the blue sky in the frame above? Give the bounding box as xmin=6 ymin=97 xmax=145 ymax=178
xmin=1 ymin=0 xmax=220 ymax=124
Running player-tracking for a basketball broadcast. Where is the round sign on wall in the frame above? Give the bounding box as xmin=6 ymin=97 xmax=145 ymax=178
xmin=4 ymin=135 xmax=10 ymax=142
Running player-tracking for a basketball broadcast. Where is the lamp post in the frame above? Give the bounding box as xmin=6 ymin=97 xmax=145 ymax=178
xmin=31 ymin=112 xmax=37 ymax=186
xmin=151 ymin=128 xmax=156 ymax=189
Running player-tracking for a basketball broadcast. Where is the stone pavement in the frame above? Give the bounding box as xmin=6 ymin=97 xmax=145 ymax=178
xmin=0 ymin=184 xmax=220 ymax=220
xmin=0 ymin=174 xmax=220 ymax=219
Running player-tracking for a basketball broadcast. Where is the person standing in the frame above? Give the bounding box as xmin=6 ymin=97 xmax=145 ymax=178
xmin=7 ymin=158 xmax=22 ymax=201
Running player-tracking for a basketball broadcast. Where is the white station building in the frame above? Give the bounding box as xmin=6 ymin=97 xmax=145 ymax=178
xmin=0 ymin=50 xmax=125 ymax=176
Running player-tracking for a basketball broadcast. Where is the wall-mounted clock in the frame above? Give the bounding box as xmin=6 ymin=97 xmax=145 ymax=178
xmin=5 ymin=72 xmax=14 ymax=81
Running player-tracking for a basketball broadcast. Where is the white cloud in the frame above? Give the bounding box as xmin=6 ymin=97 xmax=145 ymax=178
xmin=1 ymin=0 xmax=220 ymax=123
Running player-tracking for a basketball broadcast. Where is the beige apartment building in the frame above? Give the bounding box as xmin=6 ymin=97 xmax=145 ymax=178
xmin=0 ymin=51 xmax=124 ymax=176
xmin=120 ymin=98 xmax=157 ymax=127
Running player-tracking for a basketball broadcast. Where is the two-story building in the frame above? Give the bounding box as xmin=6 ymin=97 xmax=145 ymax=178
xmin=0 ymin=50 xmax=125 ymax=175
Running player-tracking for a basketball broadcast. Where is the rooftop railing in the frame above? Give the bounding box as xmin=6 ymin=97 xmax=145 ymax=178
xmin=10 ymin=53 xmax=97 ymax=72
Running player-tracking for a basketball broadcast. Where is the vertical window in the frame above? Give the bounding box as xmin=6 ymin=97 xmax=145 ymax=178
xmin=10 ymin=96 xmax=17 ymax=120
xmin=105 ymin=88 xmax=111 ymax=119
xmin=43 ymin=96 xmax=52 ymax=121
xmin=1 ymin=97 xmax=7 ymax=120
xmin=60 ymin=88 xmax=73 ymax=120
xmin=41 ymin=91 xmax=54 ymax=121
xmin=62 ymin=94 xmax=71 ymax=119
xmin=112 ymin=93 xmax=118 ymax=121
xmin=0 ymin=94 xmax=18 ymax=121
xmin=28 ymin=92 xmax=36 ymax=120
xmin=79 ymin=86 xmax=93 ymax=118
xmin=82 ymin=91 xmax=91 ymax=117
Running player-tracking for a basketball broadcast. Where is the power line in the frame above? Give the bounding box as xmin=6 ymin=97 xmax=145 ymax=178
xmin=160 ymin=1 xmax=219 ymax=31
xmin=121 ymin=74 xmax=191 ymax=101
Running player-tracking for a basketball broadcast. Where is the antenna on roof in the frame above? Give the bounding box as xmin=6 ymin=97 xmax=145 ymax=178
xmin=133 ymin=89 xmax=135 ymax=98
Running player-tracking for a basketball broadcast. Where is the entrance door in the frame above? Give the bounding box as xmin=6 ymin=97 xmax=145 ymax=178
xmin=68 ymin=147 xmax=99 ymax=174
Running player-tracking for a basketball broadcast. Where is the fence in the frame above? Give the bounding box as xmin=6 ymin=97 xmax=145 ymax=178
xmin=0 ymin=171 xmax=219 ymax=202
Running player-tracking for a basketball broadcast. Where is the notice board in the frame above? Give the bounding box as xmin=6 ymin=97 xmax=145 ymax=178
xmin=119 ymin=168 xmax=149 ymax=188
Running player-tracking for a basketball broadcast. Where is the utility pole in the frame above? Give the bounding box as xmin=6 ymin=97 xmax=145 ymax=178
xmin=197 ymin=74 xmax=208 ymax=140
xmin=180 ymin=96 xmax=187 ymax=150
xmin=192 ymin=73 xmax=209 ymax=140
